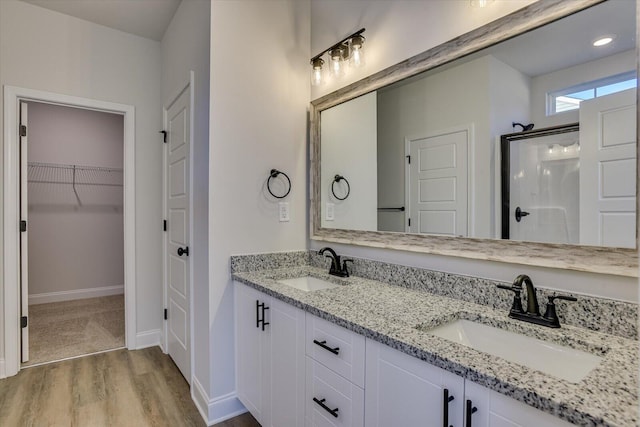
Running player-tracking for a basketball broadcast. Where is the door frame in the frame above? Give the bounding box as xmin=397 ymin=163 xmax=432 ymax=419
xmin=3 ymin=85 xmax=136 ymax=377
xmin=404 ymin=124 xmax=475 ymax=236
xmin=162 ymin=72 xmax=195 ymax=385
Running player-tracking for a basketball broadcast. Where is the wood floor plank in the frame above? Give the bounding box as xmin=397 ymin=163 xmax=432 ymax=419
xmin=0 ymin=347 xmax=209 ymax=427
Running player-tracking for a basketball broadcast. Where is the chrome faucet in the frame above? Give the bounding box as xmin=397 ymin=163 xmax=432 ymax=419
xmin=318 ymin=247 xmax=352 ymax=277
xmin=497 ymin=274 xmax=576 ymax=328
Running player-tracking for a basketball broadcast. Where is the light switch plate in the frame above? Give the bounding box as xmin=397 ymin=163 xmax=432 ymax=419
xmin=326 ymin=203 xmax=335 ymax=221
xmin=279 ymin=202 xmax=290 ymax=222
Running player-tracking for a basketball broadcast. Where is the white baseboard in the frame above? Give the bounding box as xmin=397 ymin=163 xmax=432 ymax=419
xmin=135 ymin=329 xmax=162 ymax=349
xmin=29 ymin=285 xmax=124 ymax=305
xmin=192 ymin=377 xmax=246 ymax=426
xmin=0 ymin=358 xmax=5 ymax=379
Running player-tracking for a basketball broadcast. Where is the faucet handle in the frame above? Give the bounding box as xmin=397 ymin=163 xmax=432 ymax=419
xmin=342 ymin=259 xmax=353 ymax=277
xmin=548 ymin=294 xmax=577 ymax=304
xmin=543 ymin=294 xmax=577 ymax=327
xmin=496 ymin=284 xmax=524 ymax=314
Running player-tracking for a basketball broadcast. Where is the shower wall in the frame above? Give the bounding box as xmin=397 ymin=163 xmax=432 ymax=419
xmin=509 ymin=132 xmax=580 ymax=244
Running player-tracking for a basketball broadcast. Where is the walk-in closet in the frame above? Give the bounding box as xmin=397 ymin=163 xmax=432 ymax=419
xmin=22 ymin=101 xmax=125 ymax=366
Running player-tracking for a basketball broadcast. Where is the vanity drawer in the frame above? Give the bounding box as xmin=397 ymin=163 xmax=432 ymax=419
xmin=306 ymin=357 xmax=364 ymax=427
xmin=305 ymin=313 xmax=365 ymax=387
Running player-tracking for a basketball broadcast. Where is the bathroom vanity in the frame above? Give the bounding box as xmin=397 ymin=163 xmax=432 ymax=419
xmin=231 ymin=252 xmax=638 ymax=427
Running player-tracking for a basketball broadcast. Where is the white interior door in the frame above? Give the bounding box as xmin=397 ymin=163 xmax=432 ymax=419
xmin=579 ymin=88 xmax=636 ymax=248
xmin=164 ymin=87 xmax=191 ymax=382
xmin=19 ymin=101 xmax=29 ymax=363
xmin=405 ymin=129 xmax=468 ymax=236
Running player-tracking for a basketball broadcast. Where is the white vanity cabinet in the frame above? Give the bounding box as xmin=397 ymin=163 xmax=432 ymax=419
xmin=305 ymin=313 xmax=366 ymax=427
xmin=235 ymin=282 xmax=306 ymax=427
xmin=365 ymin=339 xmax=575 ymax=427
xmin=464 ymin=381 xmax=574 ymax=427
xmin=365 ymin=339 xmax=465 ymax=427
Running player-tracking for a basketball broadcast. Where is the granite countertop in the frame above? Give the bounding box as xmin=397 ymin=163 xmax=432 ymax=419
xmin=232 ymin=265 xmax=639 ymax=427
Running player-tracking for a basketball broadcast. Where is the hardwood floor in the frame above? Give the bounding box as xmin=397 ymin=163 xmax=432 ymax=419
xmin=0 ymin=346 xmax=258 ymax=427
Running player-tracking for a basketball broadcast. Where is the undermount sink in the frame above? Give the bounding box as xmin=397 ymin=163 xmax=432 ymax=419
xmin=422 ymin=319 xmax=603 ymax=383
xmin=277 ymin=276 xmax=340 ymax=292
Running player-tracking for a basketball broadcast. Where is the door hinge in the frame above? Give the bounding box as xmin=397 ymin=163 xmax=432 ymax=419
xmin=20 ymin=220 xmax=27 ymax=232
xmin=159 ymin=130 xmax=167 ymax=143
xmin=20 ymin=125 xmax=27 ymax=137
xmin=164 ymin=308 xmax=168 ymax=320
xmin=21 ymin=316 xmax=28 ymax=328
xmin=408 ymin=218 xmax=411 ymax=227
xmin=406 ymin=155 xmax=411 ymax=164
xmin=163 ymin=220 xmax=167 ymax=232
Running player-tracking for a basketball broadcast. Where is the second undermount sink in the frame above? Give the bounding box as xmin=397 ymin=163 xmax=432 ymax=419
xmin=421 ymin=319 xmax=603 ymax=383
xmin=277 ymin=276 xmax=340 ymax=292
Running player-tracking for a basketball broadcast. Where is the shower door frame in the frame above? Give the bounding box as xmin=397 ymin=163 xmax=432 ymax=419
xmin=500 ymin=123 xmax=580 ymax=240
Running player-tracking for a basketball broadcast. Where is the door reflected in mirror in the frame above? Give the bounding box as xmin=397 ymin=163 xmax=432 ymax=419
xmin=319 ymin=0 xmax=636 ymax=248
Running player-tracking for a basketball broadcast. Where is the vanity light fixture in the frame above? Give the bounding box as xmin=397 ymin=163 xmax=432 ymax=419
xmin=310 ymin=28 xmax=366 ymax=86
xmin=593 ymin=35 xmax=615 ymax=47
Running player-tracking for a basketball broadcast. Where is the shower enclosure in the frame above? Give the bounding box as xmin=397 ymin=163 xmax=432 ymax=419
xmin=501 ymin=124 xmax=580 ymax=244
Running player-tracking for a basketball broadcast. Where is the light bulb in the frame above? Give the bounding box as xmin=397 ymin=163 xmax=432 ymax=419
xmin=470 ymin=0 xmax=494 ymax=7
xmin=310 ymin=57 xmax=324 ymax=86
xmin=329 ymin=46 xmax=346 ymax=77
xmin=350 ymin=35 xmax=365 ymax=68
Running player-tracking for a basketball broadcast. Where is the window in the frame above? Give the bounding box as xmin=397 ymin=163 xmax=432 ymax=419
xmin=548 ymin=71 xmax=637 ymax=115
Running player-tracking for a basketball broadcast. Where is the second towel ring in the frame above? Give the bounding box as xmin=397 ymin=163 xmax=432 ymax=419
xmin=331 ymin=175 xmax=350 ymax=201
xmin=267 ymin=169 xmax=291 ymax=199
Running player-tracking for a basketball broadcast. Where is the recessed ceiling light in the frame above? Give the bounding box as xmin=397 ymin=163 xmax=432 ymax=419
xmin=593 ymin=35 xmax=615 ymax=47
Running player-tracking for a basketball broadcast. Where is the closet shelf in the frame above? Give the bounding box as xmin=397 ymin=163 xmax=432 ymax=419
xmin=27 ymin=162 xmax=123 ymax=187
xmin=27 ymin=162 xmax=123 ymax=207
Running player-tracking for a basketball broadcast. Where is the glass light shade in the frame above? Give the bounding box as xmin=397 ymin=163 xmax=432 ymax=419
xmin=329 ymin=46 xmax=346 ymax=77
xmin=349 ymin=35 xmax=365 ymax=68
xmin=310 ymin=58 xmax=325 ymax=86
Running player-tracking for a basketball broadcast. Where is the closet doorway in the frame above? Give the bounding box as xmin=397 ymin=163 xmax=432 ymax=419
xmin=20 ymin=101 xmax=125 ymax=366
xmin=4 ymin=86 xmax=136 ymax=378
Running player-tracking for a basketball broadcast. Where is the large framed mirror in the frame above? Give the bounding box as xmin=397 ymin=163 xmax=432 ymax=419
xmin=311 ymin=0 xmax=638 ymax=276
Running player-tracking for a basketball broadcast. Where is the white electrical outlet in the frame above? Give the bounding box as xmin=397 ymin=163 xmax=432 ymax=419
xmin=326 ymin=203 xmax=335 ymax=221
xmin=279 ymin=202 xmax=290 ymax=222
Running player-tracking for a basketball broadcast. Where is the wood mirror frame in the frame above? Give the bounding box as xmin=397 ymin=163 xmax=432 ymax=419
xmin=310 ymin=0 xmax=639 ymax=277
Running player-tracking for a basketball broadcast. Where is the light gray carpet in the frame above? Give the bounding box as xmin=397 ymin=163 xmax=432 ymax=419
xmin=23 ymin=295 xmax=125 ymax=366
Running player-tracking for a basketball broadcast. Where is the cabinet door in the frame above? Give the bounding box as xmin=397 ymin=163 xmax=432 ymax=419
xmin=235 ymin=282 xmax=269 ymax=424
xmin=264 ymin=298 xmax=306 ymax=427
xmin=464 ymin=381 xmax=575 ymax=427
xmin=365 ymin=339 xmax=464 ymax=427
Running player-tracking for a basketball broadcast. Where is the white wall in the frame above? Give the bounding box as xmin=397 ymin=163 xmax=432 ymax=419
xmin=531 ymin=50 xmax=635 ymax=128
xmin=209 ymin=0 xmax=310 ymax=423
xmin=160 ymin=0 xmax=211 ymax=413
xmin=0 ymin=0 xmax=162 ymax=359
xmin=321 ymin=91 xmax=377 ymax=230
xmin=311 ymin=0 xmax=537 ymax=101
xmin=310 ymin=0 xmax=638 ymax=303
xmin=27 ymin=102 xmax=124 ymax=299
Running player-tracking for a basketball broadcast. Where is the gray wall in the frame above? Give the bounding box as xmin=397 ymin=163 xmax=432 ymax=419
xmin=27 ymin=102 xmax=124 ymax=300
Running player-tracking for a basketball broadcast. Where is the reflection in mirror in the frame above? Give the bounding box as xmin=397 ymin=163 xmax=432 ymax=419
xmin=319 ymin=0 xmax=636 ymax=249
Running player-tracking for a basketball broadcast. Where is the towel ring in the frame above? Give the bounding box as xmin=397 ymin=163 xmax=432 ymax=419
xmin=331 ymin=175 xmax=350 ymax=201
xmin=267 ymin=169 xmax=291 ymax=199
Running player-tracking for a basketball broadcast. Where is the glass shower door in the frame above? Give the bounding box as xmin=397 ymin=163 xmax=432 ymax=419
xmin=501 ymin=125 xmax=580 ymax=244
